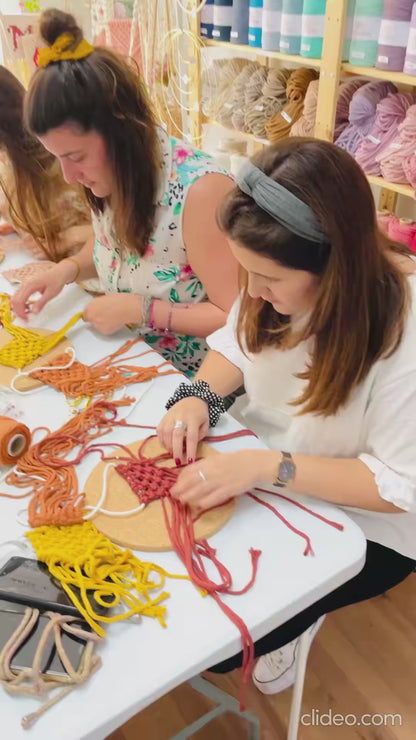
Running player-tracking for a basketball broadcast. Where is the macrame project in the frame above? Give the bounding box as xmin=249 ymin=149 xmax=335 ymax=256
xmin=26 ymin=521 xmax=182 ymax=637
xmin=0 ymin=294 xmax=81 ymax=370
xmin=0 ymin=607 xmax=102 ymax=729
xmin=28 ymin=338 xmax=180 ymax=402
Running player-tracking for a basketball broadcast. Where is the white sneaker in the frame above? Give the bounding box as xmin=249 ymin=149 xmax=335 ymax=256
xmin=252 ymin=615 xmax=326 ymax=695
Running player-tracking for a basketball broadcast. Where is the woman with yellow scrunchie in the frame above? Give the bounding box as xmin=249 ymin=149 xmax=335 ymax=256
xmin=12 ymin=8 xmax=239 ymax=378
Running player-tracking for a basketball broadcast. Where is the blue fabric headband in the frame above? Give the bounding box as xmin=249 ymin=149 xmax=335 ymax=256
xmin=236 ymin=162 xmax=327 ymax=244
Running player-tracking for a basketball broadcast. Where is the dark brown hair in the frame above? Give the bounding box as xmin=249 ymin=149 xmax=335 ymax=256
xmin=218 ymin=138 xmax=410 ymax=416
xmin=24 ymin=8 xmax=159 ymax=255
xmin=0 ymin=65 xmax=87 ymax=261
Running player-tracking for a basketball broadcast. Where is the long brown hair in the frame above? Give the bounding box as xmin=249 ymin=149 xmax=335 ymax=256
xmin=218 ymin=138 xmax=410 ymax=416
xmin=24 ymin=8 xmax=160 ymax=256
xmin=0 ymin=65 xmax=87 ymax=261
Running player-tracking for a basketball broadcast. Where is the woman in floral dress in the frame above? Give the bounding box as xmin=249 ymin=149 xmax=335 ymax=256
xmin=13 ymin=9 xmax=239 ymax=376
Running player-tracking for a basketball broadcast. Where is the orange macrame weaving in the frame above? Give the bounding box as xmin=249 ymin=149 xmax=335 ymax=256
xmin=29 ymin=338 xmax=180 ymax=399
xmin=0 ymin=293 xmax=81 ymax=369
xmin=0 ymin=398 xmax=147 ymax=527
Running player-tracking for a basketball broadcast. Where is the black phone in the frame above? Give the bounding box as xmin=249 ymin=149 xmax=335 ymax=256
xmin=0 ymin=556 xmax=111 ymax=617
xmin=0 ymin=607 xmax=89 ymax=677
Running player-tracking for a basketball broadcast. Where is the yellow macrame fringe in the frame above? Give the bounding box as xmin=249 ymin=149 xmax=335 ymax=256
xmin=26 ymin=521 xmax=187 ymax=637
xmin=0 ymin=294 xmax=81 ymax=369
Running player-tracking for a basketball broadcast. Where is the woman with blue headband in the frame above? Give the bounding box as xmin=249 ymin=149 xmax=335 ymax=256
xmin=158 ymin=138 xmax=416 ymax=694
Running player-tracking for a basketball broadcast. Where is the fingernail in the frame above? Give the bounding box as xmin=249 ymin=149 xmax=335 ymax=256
xmin=188 ymin=458 xmax=193 ymax=464
xmin=175 ymin=458 xmax=181 ymax=467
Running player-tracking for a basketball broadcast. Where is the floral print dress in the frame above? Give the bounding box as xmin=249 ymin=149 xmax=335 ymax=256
xmin=92 ymin=128 xmax=230 ymax=376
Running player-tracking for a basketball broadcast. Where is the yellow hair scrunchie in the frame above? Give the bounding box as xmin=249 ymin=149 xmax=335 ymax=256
xmin=37 ymin=32 xmax=94 ymax=68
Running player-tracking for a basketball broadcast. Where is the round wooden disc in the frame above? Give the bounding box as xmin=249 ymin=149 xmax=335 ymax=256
xmin=0 ymin=327 xmax=73 ymax=391
xmin=83 ymin=437 xmax=235 ymax=552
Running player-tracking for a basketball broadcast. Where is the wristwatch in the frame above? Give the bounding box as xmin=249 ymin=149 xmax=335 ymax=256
xmin=273 ymin=451 xmax=296 ymax=488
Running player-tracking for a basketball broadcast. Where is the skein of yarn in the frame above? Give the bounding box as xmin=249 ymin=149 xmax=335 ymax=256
xmin=245 ymin=67 xmax=291 ymax=137
xmin=231 ymin=62 xmax=262 ymax=130
xmin=380 ymin=105 xmax=416 ymax=182
xmin=231 ymin=0 xmax=250 ymax=44
xmin=355 ymin=92 xmax=415 ymax=174
xmin=349 ymin=0 xmax=384 ymax=67
xmin=403 ymin=3 xmax=416 ymax=75
xmin=334 ymin=76 xmax=368 ymax=139
xmin=335 ymin=80 xmax=397 ymax=155
xmin=376 ymin=0 xmax=413 ymax=71
xmin=262 ymin=0 xmax=282 ymax=50
xmin=280 ymin=0 xmax=304 ymax=54
xmin=213 ymin=0 xmax=233 ymax=41
xmin=266 ymin=67 xmax=319 ymax=142
xmin=249 ymin=0 xmax=263 ymax=47
xmin=301 ymin=0 xmax=327 ymax=59
xmin=290 ymin=78 xmax=320 ymax=135
xmin=379 ymin=105 xmax=416 ymax=182
xmin=201 ymin=0 xmax=215 ymax=39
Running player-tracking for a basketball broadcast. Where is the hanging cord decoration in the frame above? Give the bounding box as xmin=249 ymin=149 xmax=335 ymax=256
xmin=0 ymin=607 xmax=102 ymax=730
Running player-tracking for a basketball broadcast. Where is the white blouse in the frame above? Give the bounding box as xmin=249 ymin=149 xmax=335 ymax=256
xmin=208 ymin=274 xmax=416 ymax=560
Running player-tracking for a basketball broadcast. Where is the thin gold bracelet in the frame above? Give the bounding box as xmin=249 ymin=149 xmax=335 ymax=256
xmin=64 ymin=257 xmax=81 ymax=284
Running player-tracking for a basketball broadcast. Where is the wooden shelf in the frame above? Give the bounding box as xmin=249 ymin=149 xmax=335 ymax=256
xmin=204 ymin=118 xmax=269 ymax=146
xmin=366 ymin=175 xmax=414 ymax=198
xmin=342 ymin=63 xmax=416 ymax=87
xmin=203 ymin=39 xmax=322 ymax=69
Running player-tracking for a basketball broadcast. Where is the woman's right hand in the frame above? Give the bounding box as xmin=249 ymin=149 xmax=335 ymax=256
xmin=11 ymin=260 xmax=76 ymax=319
xmin=157 ymin=397 xmax=210 ymax=466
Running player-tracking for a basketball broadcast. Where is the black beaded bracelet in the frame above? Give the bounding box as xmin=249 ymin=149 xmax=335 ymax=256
xmin=165 ymin=380 xmax=226 ymax=427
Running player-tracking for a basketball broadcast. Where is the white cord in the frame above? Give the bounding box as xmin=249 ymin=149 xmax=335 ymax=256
xmin=84 ymin=463 xmax=145 ymax=520
xmin=10 ymin=347 xmax=76 ymax=395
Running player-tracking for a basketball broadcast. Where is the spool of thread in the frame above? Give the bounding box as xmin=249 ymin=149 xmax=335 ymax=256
xmin=349 ymin=0 xmax=384 ymax=67
xmin=354 ymin=92 xmax=415 ymax=175
xmin=376 ymin=0 xmax=413 ymax=71
xmin=201 ymin=0 xmax=215 ymax=38
xmin=301 ymin=0 xmax=326 ymax=59
xmin=262 ymin=0 xmax=282 ymax=50
xmin=388 ymin=217 xmax=416 ymax=248
xmin=0 ymin=416 xmax=31 ymax=465
xmin=231 ymin=0 xmax=250 ymax=44
xmin=404 ymin=3 xmax=416 ymax=75
xmin=213 ymin=0 xmax=233 ymax=41
xmin=280 ymin=0 xmax=304 ymax=54
xmin=249 ymin=0 xmax=263 ymax=46
xmin=342 ymin=0 xmax=357 ymax=61
xmin=335 ymin=80 xmax=397 ymax=155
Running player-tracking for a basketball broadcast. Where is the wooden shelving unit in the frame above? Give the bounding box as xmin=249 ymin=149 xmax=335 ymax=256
xmin=203 ymin=38 xmax=322 ymax=69
xmin=192 ymin=0 xmax=416 ymax=207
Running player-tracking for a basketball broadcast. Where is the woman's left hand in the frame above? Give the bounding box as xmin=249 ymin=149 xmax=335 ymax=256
xmin=83 ymin=294 xmax=142 ymax=335
xmin=171 ymin=450 xmax=265 ymax=510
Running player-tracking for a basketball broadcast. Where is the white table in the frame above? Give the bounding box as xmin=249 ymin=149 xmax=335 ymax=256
xmin=0 ymin=246 xmax=367 ymax=740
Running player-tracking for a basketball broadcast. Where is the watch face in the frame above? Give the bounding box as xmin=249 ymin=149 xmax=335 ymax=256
xmin=279 ymin=460 xmax=295 ymax=483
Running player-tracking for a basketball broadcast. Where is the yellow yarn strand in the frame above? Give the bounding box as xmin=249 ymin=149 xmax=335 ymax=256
xmin=37 ymin=34 xmax=94 ymax=68
xmin=26 ymin=522 xmax=188 ymax=637
xmin=0 ymin=294 xmax=81 ymax=369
